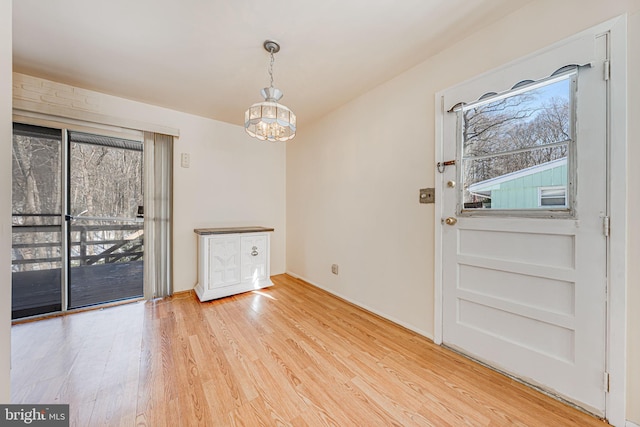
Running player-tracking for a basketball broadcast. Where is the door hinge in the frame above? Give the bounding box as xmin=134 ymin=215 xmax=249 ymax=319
xmin=603 ymin=60 xmax=610 ymax=81
xmin=603 ymin=216 xmax=610 ymax=237
xmin=604 ymin=372 xmax=610 ymax=392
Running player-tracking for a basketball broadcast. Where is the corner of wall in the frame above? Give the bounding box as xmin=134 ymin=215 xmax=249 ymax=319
xmin=1 ymin=0 xmax=12 ymax=403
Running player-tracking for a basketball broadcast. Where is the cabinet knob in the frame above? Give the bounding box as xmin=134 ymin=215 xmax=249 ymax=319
xmin=251 ymin=246 xmax=259 ymax=256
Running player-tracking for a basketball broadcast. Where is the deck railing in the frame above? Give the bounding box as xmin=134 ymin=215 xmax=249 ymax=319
xmin=11 ymin=222 xmax=144 ymax=269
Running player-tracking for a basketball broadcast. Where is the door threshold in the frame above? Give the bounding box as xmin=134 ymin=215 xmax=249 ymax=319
xmin=442 ymin=344 xmax=605 ymax=420
xmin=11 ymin=297 xmax=145 ymax=325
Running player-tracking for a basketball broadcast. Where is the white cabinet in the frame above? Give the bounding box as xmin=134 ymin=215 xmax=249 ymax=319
xmin=194 ymin=227 xmax=273 ymax=302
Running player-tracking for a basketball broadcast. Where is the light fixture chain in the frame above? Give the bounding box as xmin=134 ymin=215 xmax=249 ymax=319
xmin=268 ymin=50 xmax=275 ymax=88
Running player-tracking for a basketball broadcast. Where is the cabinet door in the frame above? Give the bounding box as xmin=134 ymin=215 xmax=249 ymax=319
xmin=207 ymin=235 xmax=240 ymax=289
xmin=240 ymin=235 xmax=268 ymax=283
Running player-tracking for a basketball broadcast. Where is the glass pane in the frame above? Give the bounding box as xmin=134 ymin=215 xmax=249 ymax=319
xmin=69 ymin=136 xmax=144 ymax=309
xmin=463 ymin=77 xmax=571 ymax=158
xmin=68 ymin=219 xmax=143 ymax=308
xmin=277 ymin=107 xmax=290 ymax=122
xmin=11 ymin=125 xmax=63 ymax=319
xmin=70 ymin=142 xmax=143 ymax=218
xmin=460 ymin=74 xmax=574 ymax=212
xmin=250 ymin=105 xmax=262 ymax=120
xmin=463 ymin=146 xmax=568 ymax=210
xmin=541 ymin=187 xmax=565 ymax=197
xmin=12 ymin=130 xmax=61 ymax=216
xmin=263 ymin=104 xmax=276 ymax=119
xmin=541 ymin=196 xmax=566 ymax=206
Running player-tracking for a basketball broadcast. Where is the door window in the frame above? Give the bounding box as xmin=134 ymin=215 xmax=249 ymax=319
xmin=459 ymin=72 xmax=574 ymax=214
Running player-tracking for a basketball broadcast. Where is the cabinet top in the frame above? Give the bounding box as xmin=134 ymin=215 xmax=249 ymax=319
xmin=194 ymin=226 xmax=275 ymax=235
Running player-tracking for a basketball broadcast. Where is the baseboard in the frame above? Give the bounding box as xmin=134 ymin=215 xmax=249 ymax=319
xmin=626 ymin=421 xmax=640 ymax=427
xmin=173 ymin=289 xmax=194 ymax=296
xmin=284 ymin=270 xmax=434 ymax=341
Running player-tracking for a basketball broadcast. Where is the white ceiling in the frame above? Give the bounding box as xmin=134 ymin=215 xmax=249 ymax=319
xmin=12 ymin=0 xmax=532 ymax=128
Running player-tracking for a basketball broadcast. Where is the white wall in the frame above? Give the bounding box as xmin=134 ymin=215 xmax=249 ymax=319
xmin=286 ymin=77 xmax=435 ymax=336
xmin=0 ymin=0 xmax=12 ymax=404
xmin=286 ymin=0 xmax=640 ymax=423
xmin=12 ymin=73 xmax=287 ymax=294
xmin=167 ymin=113 xmax=287 ymax=291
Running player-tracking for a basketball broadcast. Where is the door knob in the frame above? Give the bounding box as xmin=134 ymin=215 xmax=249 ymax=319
xmin=444 ymin=217 xmax=457 ymax=225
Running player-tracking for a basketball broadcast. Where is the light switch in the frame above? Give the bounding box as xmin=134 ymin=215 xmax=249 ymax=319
xmin=180 ymin=153 xmax=190 ymax=168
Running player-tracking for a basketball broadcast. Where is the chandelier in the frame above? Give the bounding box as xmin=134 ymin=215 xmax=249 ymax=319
xmin=244 ymin=40 xmax=296 ymax=142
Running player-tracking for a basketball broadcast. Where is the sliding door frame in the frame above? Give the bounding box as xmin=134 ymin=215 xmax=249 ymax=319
xmin=61 ymin=129 xmax=69 ymax=313
xmin=12 ymin=115 xmax=145 ymax=316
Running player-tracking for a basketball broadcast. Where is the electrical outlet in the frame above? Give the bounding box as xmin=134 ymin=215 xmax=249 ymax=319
xmin=331 ymin=264 xmax=339 ymax=275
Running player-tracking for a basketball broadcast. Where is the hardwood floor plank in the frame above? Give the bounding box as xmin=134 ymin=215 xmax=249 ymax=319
xmin=304 ymin=364 xmax=402 ymax=426
xmin=11 ymin=274 xmax=609 ymax=426
xmin=246 ymin=359 xmax=306 ymax=422
xmin=380 ymin=352 xmax=505 ymax=425
xmin=172 ymin=335 xmax=212 ymax=426
xmin=348 ymin=375 xmax=439 ymax=427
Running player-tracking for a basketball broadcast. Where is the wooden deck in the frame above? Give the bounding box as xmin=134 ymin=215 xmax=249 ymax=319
xmin=10 ymin=274 xmax=607 ymax=426
xmin=11 ymin=261 xmax=143 ymax=319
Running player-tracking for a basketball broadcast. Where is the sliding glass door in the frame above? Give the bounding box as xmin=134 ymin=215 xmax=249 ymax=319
xmin=67 ymin=131 xmax=144 ymax=309
xmin=11 ymin=124 xmax=144 ymax=319
xmin=11 ymin=124 xmax=63 ymax=318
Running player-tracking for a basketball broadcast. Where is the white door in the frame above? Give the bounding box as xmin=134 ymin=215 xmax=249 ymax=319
xmin=439 ymin=31 xmax=608 ymax=415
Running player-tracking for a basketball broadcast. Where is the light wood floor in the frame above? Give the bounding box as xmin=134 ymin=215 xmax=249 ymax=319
xmin=11 ymin=274 xmax=608 ymax=426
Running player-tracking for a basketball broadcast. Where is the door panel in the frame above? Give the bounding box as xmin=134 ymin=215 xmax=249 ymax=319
xmin=440 ymin=32 xmax=607 ymax=414
xmin=11 ymin=124 xmax=63 ymax=318
xmin=68 ymin=133 xmax=144 ymax=308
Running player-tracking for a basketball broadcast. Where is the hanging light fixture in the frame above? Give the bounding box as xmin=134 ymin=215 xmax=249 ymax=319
xmin=244 ymin=40 xmax=296 ymax=142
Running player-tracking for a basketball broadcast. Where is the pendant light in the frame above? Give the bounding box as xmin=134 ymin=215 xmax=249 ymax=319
xmin=244 ymin=40 xmax=296 ymax=142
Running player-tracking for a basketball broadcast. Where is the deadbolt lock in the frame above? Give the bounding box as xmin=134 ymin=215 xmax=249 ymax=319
xmin=419 ymin=188 xmax=435 ymax=204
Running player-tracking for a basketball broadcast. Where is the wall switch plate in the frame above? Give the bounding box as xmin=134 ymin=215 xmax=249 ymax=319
xmin=420 ymin=188 xmax=435 ymax=204
xmin=180 ymin=152 xmax=190 ymax=168
xmin=331 ymin=264 xmax=339 ymax=275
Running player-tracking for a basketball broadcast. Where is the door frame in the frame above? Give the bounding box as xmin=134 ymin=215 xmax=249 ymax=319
xmin=434 ymin=16 xmax=627 ymax=425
